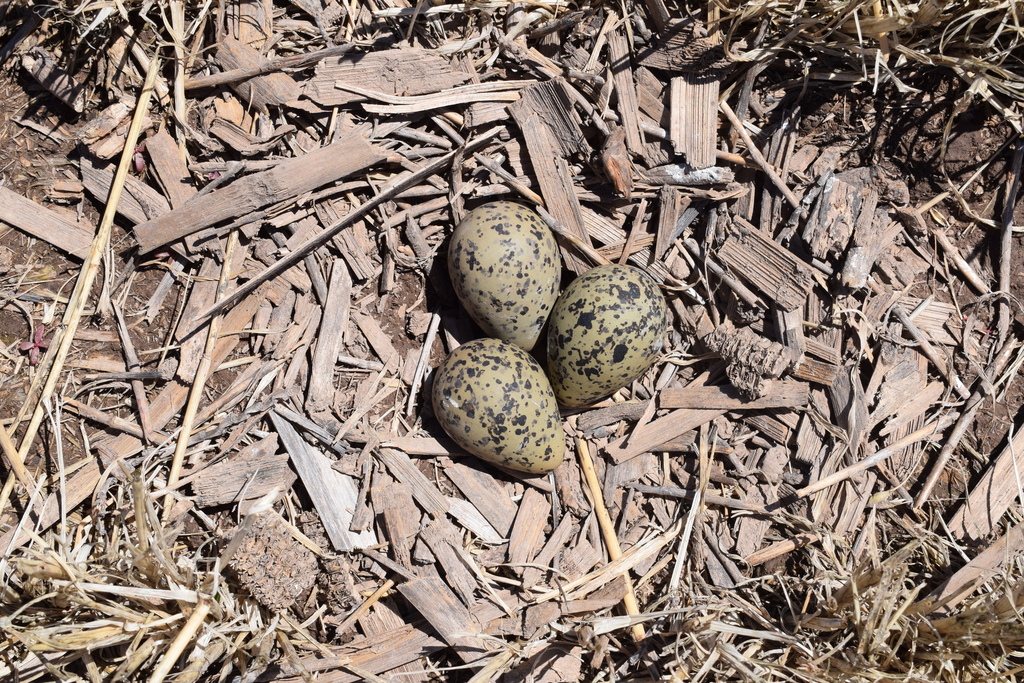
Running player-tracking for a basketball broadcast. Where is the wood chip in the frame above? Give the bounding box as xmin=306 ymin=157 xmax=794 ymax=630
xmin=133 ymin=131 xmax=388 ymax=253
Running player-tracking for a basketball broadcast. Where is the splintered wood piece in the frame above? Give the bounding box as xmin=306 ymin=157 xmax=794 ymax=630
xmin=511 ymin=79 xmax=588 ymax=158
xmin=269 ymin=411 xmax=377 ymax=552
xmin=216 ymin=36 xmax=301 ymax=111
xmin=444 ymin=461 xmax=518 ymax=536
xmin=605 ymin=407 xmax=727 ymax=463
xmin=581 ymin=207 xmax=674 ymax=282
xmin=659 ymin=381 xmax=808 ymax=410
xmin=506 ymin=645 xmax=584 ymax=682
xmin=774 ymin=307 xmax=807 ymax=367
xmin=803 ymin=174 xmax=868 ymax=260
xmin=302 ymin=48 xmax=472 ymax=106
xmin=793 ymin=357 xmax=839 ymax=386
xmin=144 ymin=129 xmax=196 ymax=208
xmin=339 ymin=81 xmax=529 ymax=115
xmin=840 ymin=196 xmax=898 ymax=289
xmin=655 ymin=185 xmax=685 ymax=260
xmin=948 ymin=427 xmax=1024 ymax=540
xmin=669 ymin=73 xmax=719 ymax=168
xmin=794 ymin=410 xmax=825 ymax=465
xmin=375 ymin=447 xmax=449 ymax=518
xmin=522 ymin=514 xmax=575 ymax=590
xmin=607 ymin=28 xmax=642 ymax=153
xmin=637 ymin=20 xmax=727 ymax=72
xmin=446 ymin=497 xmax=503 ymax=545
xmin=281 ymin=624 xmax=445 ymax=683
xmin=374 ymin=479 xmax=418 ymax=570
xmin=507 ymin=488 xmax=549 ymax=569
xmin=897 ymin=295 xmax=960 ymax=346
xmin=191 ymin=436 xmax=294 ymax=511
xmin=420 ymin=517 xmax=478 ymax=606
xmin=80 ymin=155 xmax=172 ymax=225
xmin=315 ymin=200 xmax=377 ymax=281
xmin=0 ymin=187 xmax=93 ymax=258
xmin=22 ymin=47 xmax=84 ymax=112
xmin=307 ymin=260 xmax=351 ymax=413
xmin=133 ymin=131 xmax=387 ymax=253
xmin=891 ymin=304 xmax=969 ymax=398
xmin=511 ymin=101 xmax=591 ymax=274
xmin=734 ymin=483 xmax=773 ymax=558
xmin=397 ymin=577 xmax=491 ymax=662
xmin=599 ymin=126 xmax=634 ymax=199
xmin=717 ymin=225 xmax=816 ymax=311
xmin=352 ymin=311 xmax=400 ymax=365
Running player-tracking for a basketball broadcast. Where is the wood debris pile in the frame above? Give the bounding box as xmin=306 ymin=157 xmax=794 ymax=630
xmin=1 ymin=0 xmax=1024 ymax=681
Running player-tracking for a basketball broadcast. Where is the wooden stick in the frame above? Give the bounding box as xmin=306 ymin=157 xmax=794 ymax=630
xmin=575 ymin=437 xmax=645 ymax=642
xmin=11 ymin=56 xmax=160 ymax=479
xmin=63 ymin=397 xmax=146 ymax=440
xmin=719 ymin=100 xmax=800 ymax=209
xmin=163 ymin=231 xmax=238 ymax=519
xmin=914 ymin=338 xmax=1020 ymax=509
xmin=192 ymin=127 xmax=503 ymax=324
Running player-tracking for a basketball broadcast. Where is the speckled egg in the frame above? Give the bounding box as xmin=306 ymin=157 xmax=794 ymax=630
xmin=432 ymin=338 xmax=564 ymax=474
xmin=547 ymin=264 xmax=668 ymax=407
xmin=448 ymin=201 xmax=561 ymax=351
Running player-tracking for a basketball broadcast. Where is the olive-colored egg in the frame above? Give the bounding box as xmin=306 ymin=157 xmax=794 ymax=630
xmin=547 ymin=264 xmax=667 ymax=407
xmin=432 ymin=338 xmax=564 ymax=474
xmin=448 ymin=201 xmax=561 ymax=351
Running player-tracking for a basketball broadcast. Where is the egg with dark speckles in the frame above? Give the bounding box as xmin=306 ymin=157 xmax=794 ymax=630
xmin=432 ymin=338 xmax=564 ymax=474
xmin=547 ymin=264 xmax=667 ymax=407
xmin=448 ymin=201 xmax=560 ymax=351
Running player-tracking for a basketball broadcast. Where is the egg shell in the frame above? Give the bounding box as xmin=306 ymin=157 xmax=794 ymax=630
xmin=432 ymin=338 xmax=565 ymax=474
xmin=448 ymin=201 xmax=561 ymax=351
xmin=547 ymin=264 xmax=668 ymax=407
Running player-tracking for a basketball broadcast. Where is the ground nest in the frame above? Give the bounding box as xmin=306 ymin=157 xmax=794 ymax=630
xmin=2 ymin=0 xmax=1024 ymax=681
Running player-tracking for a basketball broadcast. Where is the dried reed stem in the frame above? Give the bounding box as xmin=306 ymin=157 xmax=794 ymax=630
xmin=576 ymin=437 xmax=646 ymax=642
xmin=163 ymin=231 xmax=238 ymax=518
xmin=6 ymin=56 xmax=160 ymax=501
xmin=149 ymin=598 xmax=212 ymax=683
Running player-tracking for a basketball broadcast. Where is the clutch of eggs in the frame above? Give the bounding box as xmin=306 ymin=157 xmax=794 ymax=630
xmin=435 ymin=201 xmax=668 ymax=472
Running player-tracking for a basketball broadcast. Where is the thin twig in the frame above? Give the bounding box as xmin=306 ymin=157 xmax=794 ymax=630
xmin=113 ymin=304 xmax=156 ymax=443
xmin=719 ymin=100 xmax=800 ymax=210
xmin=914 ymin=337 xmax=1021 ymax=509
